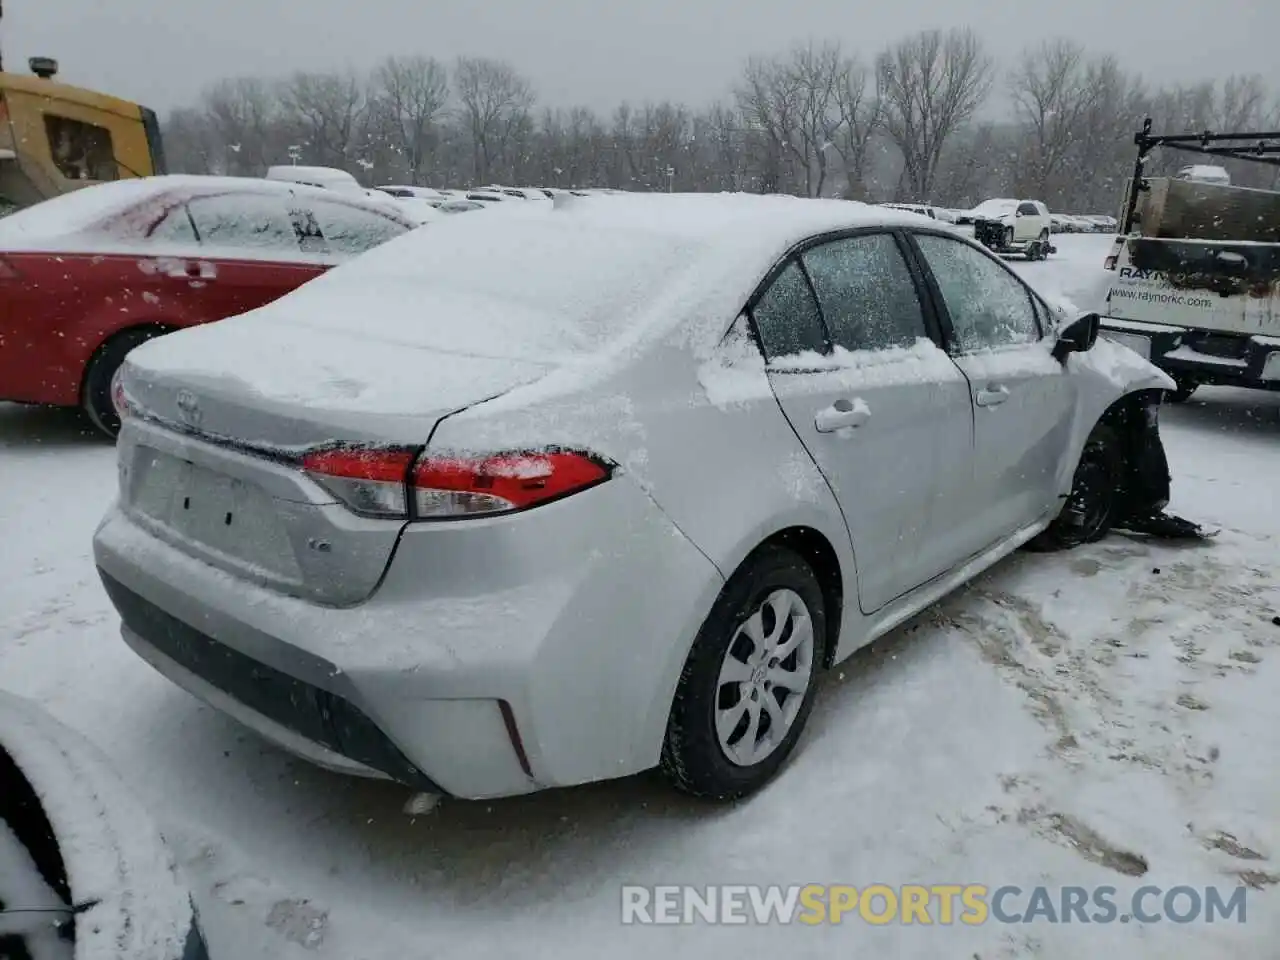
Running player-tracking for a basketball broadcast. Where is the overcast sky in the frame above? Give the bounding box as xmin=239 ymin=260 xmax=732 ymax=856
xmin=5 ymin=0 xmax=1279 ymax=115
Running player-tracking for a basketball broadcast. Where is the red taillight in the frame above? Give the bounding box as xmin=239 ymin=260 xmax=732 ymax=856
xmin=302 ymin=447 xmax=416 ymax=518
xmin=302 ymin=446 xmax=612 ymax=520
xmin=110 ymin=367 xmax=132 ymax=420
xmin=411 ymin=451 xmax=611 ymax=519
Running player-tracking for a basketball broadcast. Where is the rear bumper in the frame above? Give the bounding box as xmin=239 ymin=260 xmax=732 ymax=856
xmin=93 ymin=477 xmax=723 ymax=799
xmin=1100 ymin=319 xmax=1280 ymax=390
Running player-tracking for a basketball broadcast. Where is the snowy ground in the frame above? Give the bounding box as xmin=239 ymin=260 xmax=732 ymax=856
xmin=2 ymin=234 xmax=1278 ymax=958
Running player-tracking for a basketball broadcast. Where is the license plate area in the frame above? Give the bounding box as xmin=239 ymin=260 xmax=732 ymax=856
xmin=130 ymin=449 xmax=302 ymax=580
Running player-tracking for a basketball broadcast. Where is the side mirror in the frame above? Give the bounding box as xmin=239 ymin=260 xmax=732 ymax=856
xmin=1052 ymin=312 xmax=1101 ymax=363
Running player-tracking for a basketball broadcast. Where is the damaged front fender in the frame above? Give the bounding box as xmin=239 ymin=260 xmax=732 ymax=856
xmin=1053 ymin=336 xmax=1176 ymax=503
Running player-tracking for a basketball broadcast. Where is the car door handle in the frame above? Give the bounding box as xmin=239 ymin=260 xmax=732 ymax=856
xmin=814 ymin=398 xmax=870 ymax=433
xmin=975 ymin=384 xmax=1011 ymax=407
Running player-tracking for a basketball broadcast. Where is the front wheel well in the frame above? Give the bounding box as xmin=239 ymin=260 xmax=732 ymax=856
xmin=1094 ymin=387 xmax=1167 ymax=505
xmin=749 ymin=526 xmax=843 ymax=668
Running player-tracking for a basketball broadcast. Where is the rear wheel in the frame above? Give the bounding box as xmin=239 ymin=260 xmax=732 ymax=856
xmin=662 ymin=546 xmax=827 ymax=800
xmin=82 ymin=328 xmax=168 ymax=439
xmin=1039 ymin=229 xmax=1052 ymax=258
xmin=1029 ymin=423 xmax=1124 ymax=551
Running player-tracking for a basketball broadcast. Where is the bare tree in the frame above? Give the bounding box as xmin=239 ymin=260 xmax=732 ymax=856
xmin=875 ymin=28 xmax=994 ymax=200
xmin=162 ymin=107 xmax=218 ymax=175
xmin=370 ymin=55 xmax=449 ymax=184
xmin=784 ymin=44 xmax=845 ymax=196
xmin=737 ymin=55 xmax=801 ymax=194
xmin=1067 ymin=55 xmax=1148 ymax=212
xmin=1010 ymin=40 xmax=1103 ymax=205
xmin=833 ymin=55 xmax=881 ymax=198
xmin=202 ymin=77 xmax=280 ymax=174
xmin=454 ymin=57 xmax=534 ymax=183
xmin=281 ymin=71 xmax=365 ymax=168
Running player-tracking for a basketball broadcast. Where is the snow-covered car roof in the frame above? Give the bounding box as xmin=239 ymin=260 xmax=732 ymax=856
xmin=144 ymin=192 xmax=941 ymax=370
xmin=0 ymin=175 xmax=414 ymax=250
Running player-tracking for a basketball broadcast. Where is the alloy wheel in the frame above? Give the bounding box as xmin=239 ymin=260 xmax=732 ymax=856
xmin=714 ymin=588 xmax=816 ymax=766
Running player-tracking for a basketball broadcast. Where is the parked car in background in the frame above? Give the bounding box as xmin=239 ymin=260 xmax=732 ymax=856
xmin=267 ymin=164 xmax=363 ymax=193
xmin=0 ymin=175 xmax=415 ymax=435
xmin=267 ymin=165 xmax=400 ymax=208
xmin=1175 ymin=164 xmax=1231 ymax=185
xmin=481 ymin=186 xmax=553 ymax=201
xmin=97 ymin=193 xmax=1173 ymax=804
xmin=1083 ymin=214 xmax=1119 ymax=232
xmin=879 ymin=202 xmax=941 ymax=220
xmin=972 ymin=199 xmax=1053 ymax=259
xmin=438 ymin=198 xmax=487 ymax=214
xmin=377 ymin=185 xmax=448 ymax=206
xmin=389 ymin=197 xmax=445 ymax=225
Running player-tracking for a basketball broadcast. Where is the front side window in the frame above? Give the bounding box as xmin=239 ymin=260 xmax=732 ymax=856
xmin=801 ymin=233 xmax=927 ymax=353
xmin=1017 ymin=202 xmax=1039 ymax=217
xmin=45 ymin=116 xmax=117 ymax=182
xmin=750 ymin=260 xmax=827 ymax=361
xmin=307 ymin=199 xmax=409 ymax=254
xmin=914 ymin=234 xmax=1041 ymax=352
xmin=186 ymin=193 xmax=300 ymax=252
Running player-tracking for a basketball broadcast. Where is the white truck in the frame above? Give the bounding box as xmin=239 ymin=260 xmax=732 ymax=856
xmin=1100 ymin=120 xmax=1280 ymax=401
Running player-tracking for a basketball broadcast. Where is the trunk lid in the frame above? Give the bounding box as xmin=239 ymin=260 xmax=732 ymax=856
xmin=120 ymin=301 xmax=556 ymax=450
xmin=117 ymin=297 xmax=556 ymax=606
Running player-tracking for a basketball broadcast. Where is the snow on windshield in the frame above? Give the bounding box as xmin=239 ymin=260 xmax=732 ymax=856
xmin=271 ymin=213 xmax=710 ymax=360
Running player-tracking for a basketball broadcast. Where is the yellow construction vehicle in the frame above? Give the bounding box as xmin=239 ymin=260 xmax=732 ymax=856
xmin=1 ymin=56 xmax=165 ymax=212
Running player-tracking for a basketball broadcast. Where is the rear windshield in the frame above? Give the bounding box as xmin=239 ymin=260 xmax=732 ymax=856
xmin=279 ymin=212 xmax=709 ymax=360
xmin=0 ymin=179 xmax=160 ymax=243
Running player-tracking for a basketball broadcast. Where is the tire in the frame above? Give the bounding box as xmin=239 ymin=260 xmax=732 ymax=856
xmin=1028 ymin=423 xmax=1124 ymax=551
xmin=81 ymin=328 xmax=168 ymax=439
xmin=661 ymin=546 xmax=828 ymax=800
xmin=1039 ymin=229 xmax=1052 ymax=258
xmin=1165 ymin=376 xmax=1198 ymax=403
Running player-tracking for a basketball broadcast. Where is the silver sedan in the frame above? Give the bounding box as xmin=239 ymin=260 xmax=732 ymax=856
xmin=94 ymin=194 xmax=1173 ymax=801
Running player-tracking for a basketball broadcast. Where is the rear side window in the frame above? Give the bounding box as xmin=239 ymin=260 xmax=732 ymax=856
xmin=307 ymin=199 xmax=408 ymax=254
xmin=750 ymin=261 xmax=827 ymax=361
xmin=186 ymin=193 xmax=300 ymax=252
xmin=45 ymin=116 xmax=117 ymax=182
xmin=801 ymin=234 xmax=927 ymax=353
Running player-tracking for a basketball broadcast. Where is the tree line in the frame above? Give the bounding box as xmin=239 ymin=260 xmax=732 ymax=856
xmin=162 ymin=29 xmax=1280 ymax=214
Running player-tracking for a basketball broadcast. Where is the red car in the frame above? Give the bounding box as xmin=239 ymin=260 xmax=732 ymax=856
xmin=0 ymin=176 xmax=416 ymax=435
